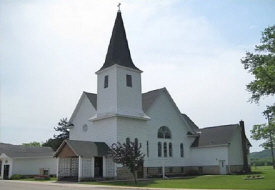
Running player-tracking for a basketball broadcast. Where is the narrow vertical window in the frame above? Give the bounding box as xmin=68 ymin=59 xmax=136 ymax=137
xmin=134 ymin=138 xmax=138 ymax=155
xmin=104 ymin=75 xmax=108 ymax=88
xmin=169 ymin=142 xmax=172 ymax=157
xmin=147 ymin=141 xmax=149 ymax=157
xmin=126 ymin=137 xmax=130 ymax=145
xmin=164 ymin=142 xmax=167 ymax=157
xmin=180 ymin=143 xmax=184 ymax=157
xmin=126 ymin=74 xmax=132 ymax=87
xmin=158 ymin=142 xmax=162 ymax=157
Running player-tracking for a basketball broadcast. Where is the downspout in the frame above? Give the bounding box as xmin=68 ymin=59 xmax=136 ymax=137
xmin=239 ymin=120 xmax=249 ymax=173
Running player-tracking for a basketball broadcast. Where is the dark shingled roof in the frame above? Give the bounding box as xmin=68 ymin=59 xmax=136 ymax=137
xmin=84 ymin=92 xmax=97 ymax=109
xmin=142 ymin=88 xmax=165 ymax=112
xmin=0 ymin=144 xmax=55 ymax=158
xmin=100 ymin=11 xmax=140 ymax=71
xmin=181 ymin=114 xmax=199 ymax=131
xmin=84 ymin=88 xmax=164 ymax=113
xmin=191 ymin=124 xmax=237 ymax=148
xmin=56 ymin=140 xmax=109 ymax=157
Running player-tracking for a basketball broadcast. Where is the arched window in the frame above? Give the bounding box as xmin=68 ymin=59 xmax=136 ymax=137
xmin=164 ymin=142 xmax=167 ymax=157
xmin=180 ymin=143 xmax=184 ymax=157
xmin=158 ymin=142 xmax=162 ymax=157
xmin=169 ymin=142 xmax=173 ymax=157
xmin=157 ymin=126 xmax=171 ymax=139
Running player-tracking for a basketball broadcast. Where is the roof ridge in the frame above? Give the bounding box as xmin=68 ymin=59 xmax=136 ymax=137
xmin=202 ymin=124 xmax=238 ymax=130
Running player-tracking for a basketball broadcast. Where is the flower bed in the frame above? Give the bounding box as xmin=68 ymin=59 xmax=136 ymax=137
xmin=34 ymin=175 xmax=50 ymax=180
xmin=244 ymin=175 xmax=264 ymax=180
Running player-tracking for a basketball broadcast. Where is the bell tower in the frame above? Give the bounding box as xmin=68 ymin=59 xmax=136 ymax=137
xmin=91 ymin=10 xmax=149 ymax=121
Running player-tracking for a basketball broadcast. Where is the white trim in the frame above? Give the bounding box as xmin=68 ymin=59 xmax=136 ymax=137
xmin=56 ymin=158 xmax=59 ymax=179
xmin=78 ymin=156 xmax=82 ymax=182
xmin=191 ymin=144 xmax=229 ymax=149
xmin=96 ymin=64 xmax=143 ymax=75
xmin=90 ymin=112 xmax=150 ymax=121
xmin=7 ymin=156 xmax=54 ymax=159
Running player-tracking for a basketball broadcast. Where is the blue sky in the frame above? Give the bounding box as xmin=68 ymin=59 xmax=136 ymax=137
xmin=0 ymin=0 xmax=274 ymax=152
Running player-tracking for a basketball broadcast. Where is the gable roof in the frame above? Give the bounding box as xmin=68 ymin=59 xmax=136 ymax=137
xmin=142 ymin=88 xmax=165 ymax=112
xmin=54 ymin=140 xmax=109 ymax=158
xmin=99 ymin=11 xmax=140 ymax=72
xmin=191 ymin=124 xmax=237 ymax=148
xmin=181 ymin=114 xmax=199 ymax=131
xmin=0 ymin=144 xmax=55 ymax=158
xmin=84 ymin=92 xmax=97 ymax=109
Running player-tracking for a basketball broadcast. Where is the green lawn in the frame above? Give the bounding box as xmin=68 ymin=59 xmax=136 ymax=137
xmin=20 ymin=177 xmax=57 ymax=182
xmin=86 ymin=166 xmax=275 ymax=189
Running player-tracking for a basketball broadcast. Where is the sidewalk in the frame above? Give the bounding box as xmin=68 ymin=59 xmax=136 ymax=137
xmin=0 ymin=179 xmax=235 ymax=190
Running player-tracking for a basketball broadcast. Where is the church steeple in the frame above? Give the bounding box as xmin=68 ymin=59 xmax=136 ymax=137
xmin=99 ymin=11 xmax=140 ymax=71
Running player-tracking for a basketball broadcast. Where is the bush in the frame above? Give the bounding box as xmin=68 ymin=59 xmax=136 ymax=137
xmin=10 ymin=174 xmax=25 ymax=180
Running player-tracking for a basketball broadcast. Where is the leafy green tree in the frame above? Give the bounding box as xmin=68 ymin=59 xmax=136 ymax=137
xmin=251 ymin=112 xmax=275 ymax=169
xmin=43 ymin=118 xmax=69 ymax=151
xmin=241 ymin=25 xmax=275 ymax=107
xmin=22 ymin=141 xmax=41 ymax=147
xmin=241 ymin=25 xmax=275 ymax=169
xmin=109 ymin=140 xmax=144 ymax=184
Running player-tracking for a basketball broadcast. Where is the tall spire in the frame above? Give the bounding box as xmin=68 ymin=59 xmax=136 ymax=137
xmin=99 ymin=11 xmax=140 ymax=71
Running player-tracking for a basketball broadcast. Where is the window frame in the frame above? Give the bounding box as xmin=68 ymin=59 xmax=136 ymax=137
xmin=126 ymin=74 xmax=132 ymax=87
xmin=158 ymin=142 xmax=162 ymax=157
xmin=163 ymin=142 xmax=167 ymax=157
xmin=180 ymin=143 xmax=184 ymax=157
xmin=104 ymin=75 xmax=109 ymax=88
xmin=169 ymin=142 xmax=173 ymax=157
xmin=157 ymin=126 xmax=172 ymax=139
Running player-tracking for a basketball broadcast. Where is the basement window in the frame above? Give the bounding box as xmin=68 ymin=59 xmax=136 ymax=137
xmin=126 ymin=74 xmax=132 ymax=87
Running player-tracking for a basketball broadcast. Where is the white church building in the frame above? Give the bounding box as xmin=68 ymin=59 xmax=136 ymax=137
xmin=54 ymin=10 xmax=251 ymax=181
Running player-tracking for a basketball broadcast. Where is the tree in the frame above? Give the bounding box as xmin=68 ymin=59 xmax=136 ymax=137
xmin=42 ymin=118 xmax=69 ymax=151
xmin=22 ymin=141 xmax=41 ymax=147
xmin=241 ymin=25 xmax=275 ymax=169
xmin=251 ymin=112 xmax=275 ymax=169
xmin=54 ymin=118 xmax=70 ymax=139
xmin=241 ymin=25 xmax=275 ymax=106
xmin=109 ymin=140 xmax=145 ymax=184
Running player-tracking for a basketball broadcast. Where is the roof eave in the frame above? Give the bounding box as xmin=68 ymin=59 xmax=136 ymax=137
xmin=191 ymin=144 xmax=230 ymax=149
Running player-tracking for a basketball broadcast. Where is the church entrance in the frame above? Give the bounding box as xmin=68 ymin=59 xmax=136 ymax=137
xmin=137 ymin=161 xmax=144 ymax=178
xmin=3 ymin=165 xmax=10 ymax=179
xmin=94 ymin=157 xmax=103 ymax=178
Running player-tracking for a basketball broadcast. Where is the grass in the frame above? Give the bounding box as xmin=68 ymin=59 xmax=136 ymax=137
xmin=85 ymin=166 xmax=275 ymax=189
xmin=20 ymin=177 xmax=57 ymax=182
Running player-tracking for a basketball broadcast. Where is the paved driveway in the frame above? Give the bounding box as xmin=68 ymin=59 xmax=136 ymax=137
xmin=0 ymin=180 xmax=227 ymax=190
xmin=0 ymin=180 xmax=141 ymax=190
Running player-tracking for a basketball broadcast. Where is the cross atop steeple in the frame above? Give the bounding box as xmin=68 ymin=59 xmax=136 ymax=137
xmin=117 ymin=3 xmax=121 ymax=12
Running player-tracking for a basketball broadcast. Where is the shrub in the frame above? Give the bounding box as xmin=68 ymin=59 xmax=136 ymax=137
xmin=10 ymin=174 xmax=24 ymax=180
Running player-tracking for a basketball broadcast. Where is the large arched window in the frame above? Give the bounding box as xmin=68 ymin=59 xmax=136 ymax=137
xmin=157 ymin=126 xmax=171 ymax=139
xmin=158 ymin=142 xmax=162 ymax=157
